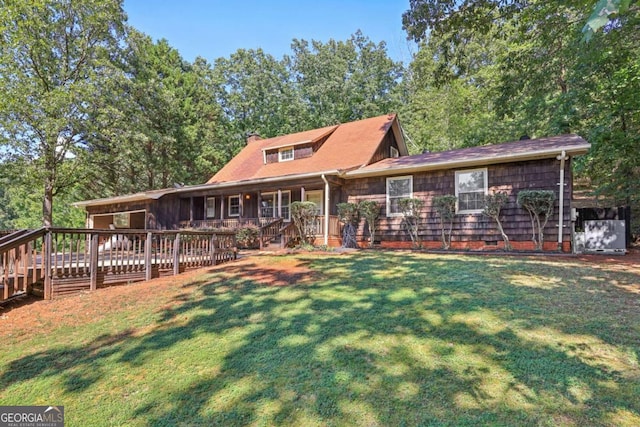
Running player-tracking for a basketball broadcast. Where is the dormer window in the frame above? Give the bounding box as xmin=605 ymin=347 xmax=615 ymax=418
xmin=279 ymin=147 xmax=294 ymax=162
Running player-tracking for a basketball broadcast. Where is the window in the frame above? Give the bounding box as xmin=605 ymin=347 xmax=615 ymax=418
xmin=455 ymin=168 xmax=488 ymax=213
xmin=386 ymin=176 xmax=413 ymax=217
xmin=305 ymin=190 xmax=323 ymax=215
xmin=390 ymin=146 xmax=399 ymax=158
xmin=279 ymin=147 xmax=294 ymax=162
xmin=260 ymin=191 xmax=291 ymax=221
xmin=206 ymin=197 xmax=215 ymax=219
xmin=281 ymin=191 xmax=291 ymax=221
xmin=228 ymin=195 xmax=240 ymax=217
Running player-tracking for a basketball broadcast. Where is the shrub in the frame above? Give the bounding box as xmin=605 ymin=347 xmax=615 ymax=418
xmin=337 ymin=202 xmax=359 ymax=248
xmin=398 ymin=197 xmax=424 ymax=248
xmin=358 ymin=200 xmax=380 ymax=247
xmin=290 ymin=201 xmax=319 ymax=245
xmin=517 ymin=190 xmax=555 ymax=250
xmin=236 ymin=225 xmax=260 ymax=249
xmin=432 ymin=195 xmax=457 ymax=249
xmin=483 ymin=192 xmax=512 ymax=250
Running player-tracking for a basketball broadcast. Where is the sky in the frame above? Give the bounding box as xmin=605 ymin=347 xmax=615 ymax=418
xmin=122 ymin=0 xmax=415 ymax=65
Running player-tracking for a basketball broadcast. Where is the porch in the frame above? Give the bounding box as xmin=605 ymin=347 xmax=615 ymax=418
xmin=179 ymin=216 xmax=342 ymax=248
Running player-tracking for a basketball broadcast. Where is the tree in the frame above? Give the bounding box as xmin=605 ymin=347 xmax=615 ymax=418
xmin=290 ymin=201 xmax=319 ymax=245
xmin=337 ymin=202 xmax=360 ymax=248
xmin=288 ymin=31 xmax=403 ymax=129
xmin=517 ymin=190 xmax=555 ymax=251
xmin=483 ymin=192 xmax=512 ymax=250
xmin=212 ymin=48 xmax=303 ymax=146
xmin=398 ymin=197 xmax=425 ymax=248
xmin=358 ymin=200 xmax=380 ymax=247
xmin=0 ymin=0 xmax=126 ymax=226
xmin=582 ymin=0 xmax=639 ymax=41
xmin=432 ymin=195 xmax=456 ymax=249
xmin=402 ymin=0 xmax=640 ymax=223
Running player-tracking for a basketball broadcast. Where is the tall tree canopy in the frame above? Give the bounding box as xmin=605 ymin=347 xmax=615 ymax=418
xmin=0 ymin=0 xmax=126 ymax=226
xmin=86 ymin=30 xmax=226 ymax=195
xmin=402 ymin=0 xmax=640 ymax=210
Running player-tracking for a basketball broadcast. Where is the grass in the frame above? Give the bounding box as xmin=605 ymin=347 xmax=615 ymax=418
xmin=1 ymin=251 xmax=639 ymax=426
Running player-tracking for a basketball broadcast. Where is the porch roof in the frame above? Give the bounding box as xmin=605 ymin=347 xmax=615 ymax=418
xmin=346 ymin=134 xmax=591 ymax=178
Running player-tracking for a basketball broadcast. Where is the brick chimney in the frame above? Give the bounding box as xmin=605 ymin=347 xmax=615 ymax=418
xmin=246 ymin=132 xmax=262 ymax=143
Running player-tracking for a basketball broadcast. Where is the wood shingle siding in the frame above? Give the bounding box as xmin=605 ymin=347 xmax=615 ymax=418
xmin=344 ymin=158 xmax=572 ymax=246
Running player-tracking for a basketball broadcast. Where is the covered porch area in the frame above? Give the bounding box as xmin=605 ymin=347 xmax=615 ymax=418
xmin=176 ymin=176 xmax=343 ymax=246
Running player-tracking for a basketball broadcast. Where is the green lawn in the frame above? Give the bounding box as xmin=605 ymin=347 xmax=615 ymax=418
xmin=1 ymin=251 xmax=639 ymax=426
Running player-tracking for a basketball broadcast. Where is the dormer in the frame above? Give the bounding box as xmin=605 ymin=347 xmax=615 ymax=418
xmin=262 ymin=131 xmax=334 ymax=164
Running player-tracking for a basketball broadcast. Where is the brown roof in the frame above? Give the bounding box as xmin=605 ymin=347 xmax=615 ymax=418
xmin=208 ymin=114 xmax=400 ymax=184
xmin=347 ymin=134 xmax=590 ymax=178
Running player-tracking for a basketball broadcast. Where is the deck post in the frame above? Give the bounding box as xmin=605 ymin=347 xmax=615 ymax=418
xmin=43 ymin=230 xmax=52 ymax=300
xmin=210 ymin=235 xmax=217 ymax=265
xmin=89 ymin=232 xmax=99 ymax=291
xmin=173 ymin=233 xmax=181 ymax=276
xmin=145 ymin=232 xmax=153 ymax=281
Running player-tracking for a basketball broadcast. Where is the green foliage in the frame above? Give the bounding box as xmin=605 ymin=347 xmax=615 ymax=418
xmin=483 ymin=192 xmax=512 ymax=250
xmin=358 ymin=200 xmax=380 ymax=247
xmin=582 ymin=0 xmax=636 ymax=41
xmin=432 ymin=195 xmax=457 ymax=249
xmin=336 ymin=203 xmax=360 ymax=225
xmin=398 ymin=197 xmax=424 ymax=248
xmin=402 ymin=0 xmax=640 ymax=219
xmin=287 ymin=30 xmax=403 ymax=129
xmin=0 ymin=0 xmax=127 ymax=226
xmin=290 ymin=201 xmax=318 ymax=245
xmin=517 ymin=190 xmax=556 ymax=250
xmin=235 ymin=226 xmax=260 ymax=249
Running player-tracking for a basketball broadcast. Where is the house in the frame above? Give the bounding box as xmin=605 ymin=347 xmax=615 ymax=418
xmin=75 ymin=114 xmax=590 ymax=251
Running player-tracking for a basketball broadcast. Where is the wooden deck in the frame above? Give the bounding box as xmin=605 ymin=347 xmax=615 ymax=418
xmin=0 ymin=228 xmax=237 ymax=301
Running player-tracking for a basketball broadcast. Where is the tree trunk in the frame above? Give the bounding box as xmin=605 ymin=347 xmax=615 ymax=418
xmin=43 ymin=178 xmax=54 ymax=227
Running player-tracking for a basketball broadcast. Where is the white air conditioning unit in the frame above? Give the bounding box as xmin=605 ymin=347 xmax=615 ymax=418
xmin=583 ymin=220 xmax=626 ymax=253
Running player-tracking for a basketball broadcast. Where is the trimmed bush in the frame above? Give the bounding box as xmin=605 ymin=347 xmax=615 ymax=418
xmin=398 ymin=197 xmax=424 ymax=248
xmin=236 ymin=225 xmax=260 ymax=249
xmin=358 ymin=200 xmax=380 ymax=247
xmin=290 ymin=201 xmax=318 ymax=245
xmin=517 ymin=190 xmax=555 ymax=250
xmin=433 ymin=195 xmax=457 ymax=249
xmin=483 ymin=192 xmax=512 ymax=250
xmin=337 ymin=202 xmax=359 ymax=248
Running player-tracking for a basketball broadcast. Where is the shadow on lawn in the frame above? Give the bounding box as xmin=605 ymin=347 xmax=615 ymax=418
xmin=1 ymin=252 xmax=639 ymax=425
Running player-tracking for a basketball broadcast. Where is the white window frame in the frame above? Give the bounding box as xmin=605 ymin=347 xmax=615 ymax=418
xmin=206 ymin=197 xmax=216 ymax=219
xmin=228 ymin=195 xmax=240 ymax=217
xmin=390 ymin=146 xmax=399 ymax=158
xmin=304 ymin=190 xmax=324 ymax=215
xmin=260 ymin=191 xmax=292 ymax=221
xmin=278 ymin=147 xmax=294 ymax=162
xmin=386 ymin=175 xmax=413 ymax=217
xmin=455 ymin=168 xmax=488 ymax=214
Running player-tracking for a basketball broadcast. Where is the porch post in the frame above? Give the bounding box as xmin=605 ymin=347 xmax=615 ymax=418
xmin=277 ymin=189 xmax=282 ymax=218
xmin=301 ymin=186 xmax=305 ymax=203
xmin=257 ymin=193 xmax=262 ymax=220
xmin=239 ymin=192 xmax=244 ymax=220
xmin=189 ymin=197 xmax=194 ymax=224
xmin=321 ymin=175 xmax=330 ymax=246
xmin=220 ymin=196 xmax=225 ymax=221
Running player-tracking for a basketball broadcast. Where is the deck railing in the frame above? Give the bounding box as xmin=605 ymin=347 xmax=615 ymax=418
xmin=180 ymin=217 xmax=274 ymax=229
xmin=0 ymin=228 xmax=237 ymax=301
